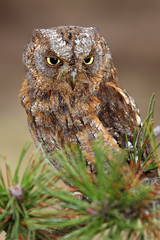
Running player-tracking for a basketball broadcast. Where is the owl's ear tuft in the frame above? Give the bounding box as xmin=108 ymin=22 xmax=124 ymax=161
xmin=22 ymin=40 xmax=35 ymax=68
xmin=22 ymin=30 xmax=42 ymax=70
xmin=93 ymin=27 xmax=99 ymax=34
xmin=32 ymin=29 xmax=44 ymax=42
xmin=33 ymin=29 xmax=40 ymax=35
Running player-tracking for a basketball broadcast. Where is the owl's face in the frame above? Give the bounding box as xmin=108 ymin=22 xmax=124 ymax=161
xmin=23 ymin=26 xmax=113 ymax=93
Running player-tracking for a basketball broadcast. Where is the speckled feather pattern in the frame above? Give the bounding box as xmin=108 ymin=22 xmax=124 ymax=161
xmin=20 ymin=26 xmax=158 ymax=176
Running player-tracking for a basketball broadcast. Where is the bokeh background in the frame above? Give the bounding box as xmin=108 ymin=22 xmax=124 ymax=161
xmin=0 ymin=0 xmax=160 ymax=238
xmin=0 ymin=0 xmax=160 ymax=169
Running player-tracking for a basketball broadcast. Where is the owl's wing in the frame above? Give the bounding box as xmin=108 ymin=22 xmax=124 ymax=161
xmin=97 ymin=81 xmax=141 ymax=148
xmin=96 ymin=81 xmax=159 ymax=178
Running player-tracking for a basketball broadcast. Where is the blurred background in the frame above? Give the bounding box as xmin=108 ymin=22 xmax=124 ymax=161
xmin=0 ymin=0 xmax=160 ymax=168
xmin=0 ymin=1 xmax=160 ymax=238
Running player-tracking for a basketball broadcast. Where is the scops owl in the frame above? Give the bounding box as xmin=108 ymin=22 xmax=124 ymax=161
xmin=20 ymin=26 xmax=158 ymax=177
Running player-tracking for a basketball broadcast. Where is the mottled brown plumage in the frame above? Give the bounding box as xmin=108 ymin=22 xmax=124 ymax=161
xmin=20 ymin=26 xmax=158 ymax=177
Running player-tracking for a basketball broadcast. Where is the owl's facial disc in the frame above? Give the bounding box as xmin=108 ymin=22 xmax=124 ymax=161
xmin=44 ymin=49 xmax=95 ymax=90
xmin=67 ymin=56 xmax=94 ymax=90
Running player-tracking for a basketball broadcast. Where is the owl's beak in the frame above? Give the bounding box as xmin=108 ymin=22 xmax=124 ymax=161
xmin=69 ymin=71 xmax=77 ymax=90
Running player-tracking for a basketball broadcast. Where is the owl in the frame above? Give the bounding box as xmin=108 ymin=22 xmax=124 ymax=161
xmin=20 ymin=26 xmax=158 ymax=177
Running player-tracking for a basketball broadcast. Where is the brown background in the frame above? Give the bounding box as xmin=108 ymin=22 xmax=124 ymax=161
xmin=0 ymin=0 xmax=160 ymax=169
xmin=0 ymin=0 xmax=160 ymax=238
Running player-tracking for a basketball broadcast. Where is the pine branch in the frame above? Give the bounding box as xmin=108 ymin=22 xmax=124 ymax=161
xmin=0 ymin=95 xmax=160 ymax=240
xmin=0 ymin=140 xmax=160 ymax=239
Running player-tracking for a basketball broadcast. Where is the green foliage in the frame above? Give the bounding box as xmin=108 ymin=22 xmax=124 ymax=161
xmin=126 ymin=94 xmax=160 ymax=172
xmin=0 ymin=143 xmax=61 ymax=239
xmin=0 ymin=140 xmax=160 ymax=239
xmin=0 ymin=95 xmax=160 ymax=240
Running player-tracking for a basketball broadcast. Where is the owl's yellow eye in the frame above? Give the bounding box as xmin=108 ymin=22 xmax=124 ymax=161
xmin=83 ymin=56 xmax=94 ymax=65
xmin=46 ymin=57 xmax=61 ymax=65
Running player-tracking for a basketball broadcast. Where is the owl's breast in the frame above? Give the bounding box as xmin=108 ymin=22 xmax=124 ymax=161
xmin=23 ymin=87 xmax=102 ymax=152
xmin=47 ymin=93 xmax=101 ymax=145
xmin=21 ymin=81 xmax=123 ymax=154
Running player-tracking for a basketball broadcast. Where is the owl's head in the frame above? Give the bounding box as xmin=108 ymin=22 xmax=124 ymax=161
xmin=23 ymin=26 xmax=116 ymax=92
